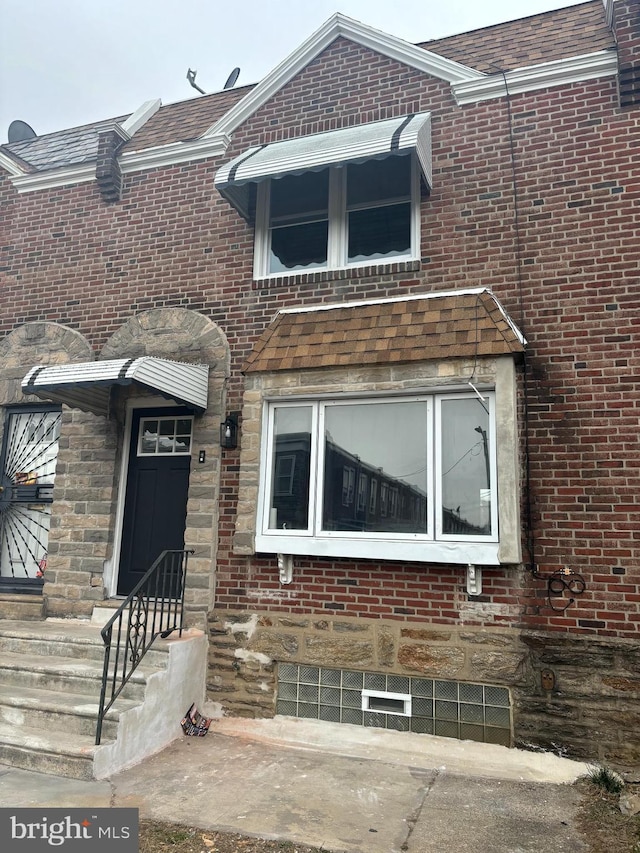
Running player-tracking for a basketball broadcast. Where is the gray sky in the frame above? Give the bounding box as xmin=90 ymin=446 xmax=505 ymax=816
xmin=1 ymin=0 xmax=592 ymax=141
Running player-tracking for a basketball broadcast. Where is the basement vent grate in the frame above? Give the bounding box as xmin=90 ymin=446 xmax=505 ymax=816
xmin=276 ymin=664 xmax=511 ymax=746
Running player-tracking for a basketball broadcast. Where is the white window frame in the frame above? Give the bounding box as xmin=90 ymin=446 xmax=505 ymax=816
xmin=256 ymin=391 xmax=501 ymax=565
xmin=253 ymin=156 xmax=421 ymax=279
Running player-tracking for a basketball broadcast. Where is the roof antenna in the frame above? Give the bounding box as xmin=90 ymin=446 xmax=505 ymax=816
xmin=186 ymin=68 xmax=206 ymax=95
xmin=223 ymin=67 xmax=240 ymax=89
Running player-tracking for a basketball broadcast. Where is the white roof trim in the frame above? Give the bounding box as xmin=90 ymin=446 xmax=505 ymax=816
xmin=604 ymin=0 xmax=615 ymax=30
xmin=22 ymin=357 xmax=209 ymax=416
xmin=203 ymin=13 xmax=483 ymax=140
xmin=120 ymin=134 xmax=229 ymax=172
xmin=453 ymin=50 xmax=618 ymax=105
xmin=278 ymin=287 xmax=527 ymax=346
xmin=8 ymin=165 xmax=98 ymax=193
xmin=120 ymin=99 xmax=162 ymax=137
xmin=5 ymin=136 xmax=230 ymax=193
xmin=0 ymin=150 xmax=28 ymax=177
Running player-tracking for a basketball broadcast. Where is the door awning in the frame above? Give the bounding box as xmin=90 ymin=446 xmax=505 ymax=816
xmin=22 ymin=357 xmax=209 ymax=416
xmin=215 ymin=112 xmax=432 ymax=219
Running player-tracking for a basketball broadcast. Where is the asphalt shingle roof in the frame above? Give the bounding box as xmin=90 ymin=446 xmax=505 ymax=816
xmin=122 ymin=85 xmax=253 ymax=152
xmin=420 ymin=1 xmax=613 ymax=73
xmin=4 ymin=116 xmax=129 ymax=171
xmin=1 ymin=2 xmax=613 ymax=172
xmin=244 ymin=290 xmax=525 ymax=374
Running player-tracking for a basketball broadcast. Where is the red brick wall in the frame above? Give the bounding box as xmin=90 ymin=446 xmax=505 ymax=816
xmin=1 ymin=36 xmax=639 ymax=638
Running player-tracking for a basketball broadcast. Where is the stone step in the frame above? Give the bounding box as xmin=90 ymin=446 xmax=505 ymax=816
xmin=0 ymin=683 xmax=136 ymax=739
xmin=0 ymin=719 xmax=98 ymax=780
xmin=0 ymin=594 xmax=45 ymax=621
xmin=0 ymin=651 xmax=155 ymax=700
xmin=0 ymin=619 xmax=170 ymax=667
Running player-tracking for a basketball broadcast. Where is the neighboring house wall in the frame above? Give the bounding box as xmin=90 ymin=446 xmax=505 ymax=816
xmin=0 ymin=1 xmax=638 ymax=764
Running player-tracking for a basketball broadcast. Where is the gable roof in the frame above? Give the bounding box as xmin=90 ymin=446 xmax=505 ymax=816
xmin=0 ymin=2 xmax=617 ymax=180
xmin=123 ymin=85 xmax=252 ymax=153
xmin=244 ymin=289 xmax=525 ymax=374
xmin=203 ymin=13 xmax=483 ymax=141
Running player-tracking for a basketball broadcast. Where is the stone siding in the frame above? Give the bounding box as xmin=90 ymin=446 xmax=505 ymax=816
xmin=208 ymin=608 xmax=640 ymax=766
xmin=45 ymin=408 xmax=119 ymax=617
xmin=208 ymin=608 xmax=530 ymax=719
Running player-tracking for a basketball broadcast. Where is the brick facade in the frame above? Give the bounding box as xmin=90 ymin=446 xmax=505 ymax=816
xmin=1 ymin=1 xmax=638 ymax=764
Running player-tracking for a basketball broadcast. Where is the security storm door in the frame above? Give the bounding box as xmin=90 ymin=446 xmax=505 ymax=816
xmin=0 ymin=406 xmax=62 ymax=591
xmin=117 ymin=408 xmax=193 ymax=596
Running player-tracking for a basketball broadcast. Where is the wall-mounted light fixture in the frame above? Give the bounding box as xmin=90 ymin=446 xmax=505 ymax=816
xmin=220 ymin=414 xmax=238 ymax=449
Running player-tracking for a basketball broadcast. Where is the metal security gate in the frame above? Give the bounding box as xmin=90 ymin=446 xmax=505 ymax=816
xmin=0 ymin=406 xmax=61 ymax=590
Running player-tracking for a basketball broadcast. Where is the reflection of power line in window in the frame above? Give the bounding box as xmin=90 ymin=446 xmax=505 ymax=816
xmin=392 ymin=464 xmax=428 ymax=479
xmin=442 ymin=441 xmax=483 ymax=477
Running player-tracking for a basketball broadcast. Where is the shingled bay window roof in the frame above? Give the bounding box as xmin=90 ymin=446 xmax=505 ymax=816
xmin=244 ymin=288 xmax=525 ymax=374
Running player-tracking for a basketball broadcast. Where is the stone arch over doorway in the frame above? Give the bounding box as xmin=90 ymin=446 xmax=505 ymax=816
xmin=102 ymin=309 xmax=231 ymax=626
xmin=0 ymin=322 xmax=93 ymax=408
xmin=0 ymin=323 xmax=111 ymax=615
xmin=100 ymin=307 xmax=230 ymax=373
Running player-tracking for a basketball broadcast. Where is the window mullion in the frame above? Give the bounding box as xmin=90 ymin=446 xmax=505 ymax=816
xmin=488 ymin=395 xmax=499 ymax=538
xmin=427 ymin=396 xmax=435 ymax=540
xmin=434 ymin=396 xmax=442 ymax=538
xmin=254 ymin=181 xmax=270 ymax=279
xmin=327 ymin=168 xmax=345 ymax=268
xmin=311 ymin=403 xmax=323 ymax=535
xmin=410 ymin=154 xmax=420 ymax=260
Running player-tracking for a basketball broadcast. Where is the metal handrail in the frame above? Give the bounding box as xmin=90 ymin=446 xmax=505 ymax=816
xmin=95 ymin=548 xmax=193 ymax=745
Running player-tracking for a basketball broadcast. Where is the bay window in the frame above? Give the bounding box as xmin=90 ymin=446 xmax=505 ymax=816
xmin=256 ymin=391 xmax=499 ymax=564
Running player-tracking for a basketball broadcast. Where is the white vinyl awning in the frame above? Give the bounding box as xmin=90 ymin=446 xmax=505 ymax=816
xmin=215 ymin=112 xmax=432 ymax=219
xmin=21 ymin=357 xmax=209 ymax=416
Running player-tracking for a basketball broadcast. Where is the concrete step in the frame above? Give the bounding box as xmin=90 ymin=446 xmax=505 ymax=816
xmin=0 ymin=619 xmax=170 ymax=667
xmin=0 ymin=614 xmax=204 ymax=780
xmin=0 ymin=719 xmax=98 ymax=780
xmin=0 ymin=683 xmax=137 ymax=739
xmin=91 ymin=603 xmax=183 ymax=636
xmin=0 ymin=650 xmax=160 ymax=700
xmin=0 ymin=594 xmax=44 ymax=621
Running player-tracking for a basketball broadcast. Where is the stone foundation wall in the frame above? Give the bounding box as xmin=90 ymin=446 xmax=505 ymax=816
xmin=519 ymin=631 xmax=640 ymax=768
xmin=207 ymin=608 xmax=532 ymax=720
xmin=208 ymin=608 xmax=640 ymax=767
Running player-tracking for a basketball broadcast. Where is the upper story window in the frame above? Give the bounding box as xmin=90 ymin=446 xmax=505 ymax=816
xmin=257 ymin=155 xmax=418 ymax=277
xmin=214 ymin=112 xmax=432 ymax=279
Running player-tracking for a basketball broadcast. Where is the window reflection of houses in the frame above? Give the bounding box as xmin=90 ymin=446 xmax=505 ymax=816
xmin=442 ymin=506 xmax=488 ymax=537
xmin=271 ymin=432 xmax=312 ymax=530
xmin=271 ymin=432 xmax=429 ymax=534
xmin=271 ymin=431 xmax=489 ymax=538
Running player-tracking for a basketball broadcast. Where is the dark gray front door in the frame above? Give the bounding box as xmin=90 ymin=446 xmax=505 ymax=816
xmin=117 ymin=408 xmax=192 ymax=596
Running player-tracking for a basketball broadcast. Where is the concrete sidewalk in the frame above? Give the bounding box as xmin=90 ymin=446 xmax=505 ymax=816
xmin=0 ymin=717 xmax=590 ymax=852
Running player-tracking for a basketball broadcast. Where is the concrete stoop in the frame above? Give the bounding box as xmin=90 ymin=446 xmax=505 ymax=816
xmin=0 ymin=613 xmax=208 ymax=781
